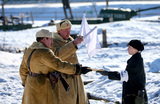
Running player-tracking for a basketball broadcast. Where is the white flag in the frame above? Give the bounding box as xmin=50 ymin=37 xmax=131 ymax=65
xmin=79 ymin=14 xmax=101 ymax=58
xmin=79 ymin=14 xmax=90 ymax=37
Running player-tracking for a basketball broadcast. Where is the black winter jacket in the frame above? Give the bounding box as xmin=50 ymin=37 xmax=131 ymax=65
xmin=108 ymin=53 xmax=148 ymax=104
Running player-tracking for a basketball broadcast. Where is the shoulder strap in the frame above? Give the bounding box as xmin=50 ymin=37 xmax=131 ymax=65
xmin=27 ymin=49 xmax=36 ymax=71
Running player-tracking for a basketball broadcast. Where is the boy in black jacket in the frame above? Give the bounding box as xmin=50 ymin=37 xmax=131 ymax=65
xmin=97 ymin=40 xmax=148 ymax=104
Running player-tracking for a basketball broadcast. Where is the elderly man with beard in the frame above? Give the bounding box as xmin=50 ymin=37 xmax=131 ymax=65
xmin=50 ymin=19 xmax=90 ymax=104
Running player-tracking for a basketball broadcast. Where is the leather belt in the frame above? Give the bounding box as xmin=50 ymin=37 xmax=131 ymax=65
xmin=29 ymin=71 xmax=48 ymax=77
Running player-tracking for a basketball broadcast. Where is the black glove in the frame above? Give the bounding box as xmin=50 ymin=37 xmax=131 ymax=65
xmin=22 ymin=84 xmax=25 ymax=87
xmin=81 ymin=67 xmax=92 ymax=74
xmin=75 ymin=64 xmax=92 ymax=75
xmin=97 ymin=70 xmax=108 ymax=76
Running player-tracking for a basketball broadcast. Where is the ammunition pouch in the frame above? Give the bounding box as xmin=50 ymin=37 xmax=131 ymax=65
xmin=29 ymin=71 xmax=69 ymax=92
xmin=29 ymin=71 xmax=47 ymax=85
xmin=36 ymin=73 xmax=46 ymax=85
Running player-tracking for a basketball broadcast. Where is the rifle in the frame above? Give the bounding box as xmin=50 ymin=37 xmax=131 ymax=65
xmin=59 ymin=73 xmax=70 ymax=93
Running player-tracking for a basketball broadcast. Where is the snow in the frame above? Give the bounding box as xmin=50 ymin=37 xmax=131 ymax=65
xmin=0 ymin=1 xmax=160 ymax=104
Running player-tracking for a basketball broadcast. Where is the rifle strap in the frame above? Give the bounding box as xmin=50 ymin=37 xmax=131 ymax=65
xmin=27 ymin=49 xmax=36 ymax=72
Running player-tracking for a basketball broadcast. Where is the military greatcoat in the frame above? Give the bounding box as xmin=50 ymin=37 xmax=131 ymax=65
xmin=50 ymin=32 xmax=88 ymax=104
xmin=19 ymin=42 xmax=77 ymax=104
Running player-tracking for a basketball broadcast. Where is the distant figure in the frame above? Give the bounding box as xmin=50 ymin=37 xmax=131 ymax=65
xmin=97 ymin=39 xmax=148 ymax=104
xmin=50 ymin=19 xmax=90 ymax=104
xmin=48 ymin=18 xmax=55 ymax=26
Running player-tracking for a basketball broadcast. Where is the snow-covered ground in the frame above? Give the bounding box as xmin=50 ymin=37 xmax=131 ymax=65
xmin=0 ymin=1 xmax=160 ymax=104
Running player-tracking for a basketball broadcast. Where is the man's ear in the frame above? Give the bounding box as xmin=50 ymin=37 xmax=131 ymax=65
xmin=40 ymin=37 xmax=45 ymax=43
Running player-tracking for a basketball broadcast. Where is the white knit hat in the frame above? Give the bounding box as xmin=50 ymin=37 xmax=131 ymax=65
xmin=56 ymin=19 xmax=72 ymax=31
xmin=36 ymin=29 xmax=52 ymax=38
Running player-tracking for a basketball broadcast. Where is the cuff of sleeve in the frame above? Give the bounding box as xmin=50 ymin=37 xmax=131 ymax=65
xmin=108 ymin=71 xmax=121 ymax=80
xmin=120 ymin=70 xmax=128 ymax=82
xmin=75 ymin=64 xmax=82 ymax=75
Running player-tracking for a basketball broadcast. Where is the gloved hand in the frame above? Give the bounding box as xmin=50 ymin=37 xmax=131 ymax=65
xmin=22 ymin=84 xmax=25 ymax=87
xmin=96 ymin=70 xmax=109 ymax=76
xmin=75 ymin=64 xmax=92 ymax=75
xmin=81 ymin=67 xmax=92 ymax=74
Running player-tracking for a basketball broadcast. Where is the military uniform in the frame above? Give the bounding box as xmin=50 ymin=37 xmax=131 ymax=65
xmin=50 ymin=32 xmax=88 ymax=104
xmin=19 ymin=29 xmax=78 ymax=104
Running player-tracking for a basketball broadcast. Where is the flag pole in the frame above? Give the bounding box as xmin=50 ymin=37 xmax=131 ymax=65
xmin=83 ymin=26 xmax=97 ymax=39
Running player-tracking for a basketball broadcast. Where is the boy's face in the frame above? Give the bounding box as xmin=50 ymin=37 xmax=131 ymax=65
xmin=127 ymin=45 xmax=138 ymax=55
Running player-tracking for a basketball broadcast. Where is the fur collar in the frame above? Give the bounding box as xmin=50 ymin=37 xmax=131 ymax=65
xmin=29 ymin=42 xmax=48 ymax=49
xmin=53 ymin=31 xmax=74 ymax=42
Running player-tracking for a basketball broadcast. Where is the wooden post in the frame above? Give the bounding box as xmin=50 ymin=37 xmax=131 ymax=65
xmin=139 ymin=8 xmax=140 ymax=18
xmin=30 ymin=12 xmax=34 ymax=24
xmin=92 ymin=2 xmax=98 ymax=17
xmin=62 ymin=0 xmax=73 ymax=19
xmin=55 ymin=11 xmax=57 ymax=20
xmin=69 ymin=6 xmax=73 ymax=19
xmin=106 ymin=0 xmax=109 ymax=8
xmin=26 ymin=12 xmax=29 ymax=22
xmin=1 ymin=0 xmax=6 ymax=25
xmin=102 ymin=29 xmax=107 ymax=47
xmin=1 ymin=0 xmax=5 ymax=17
xmin=20 ymin=13 xmax=24 ymax=24
xmin=10 ymin=15 xmax=14 ymax=25
xmin=63 ymin=5 xmax=68 ymax=19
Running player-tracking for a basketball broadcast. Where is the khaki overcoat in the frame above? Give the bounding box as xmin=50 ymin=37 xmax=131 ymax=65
xmin=50 ymin=32 xmax=88 ymax=104
xmin=19 ymin=42 xmax=77 ymax=104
